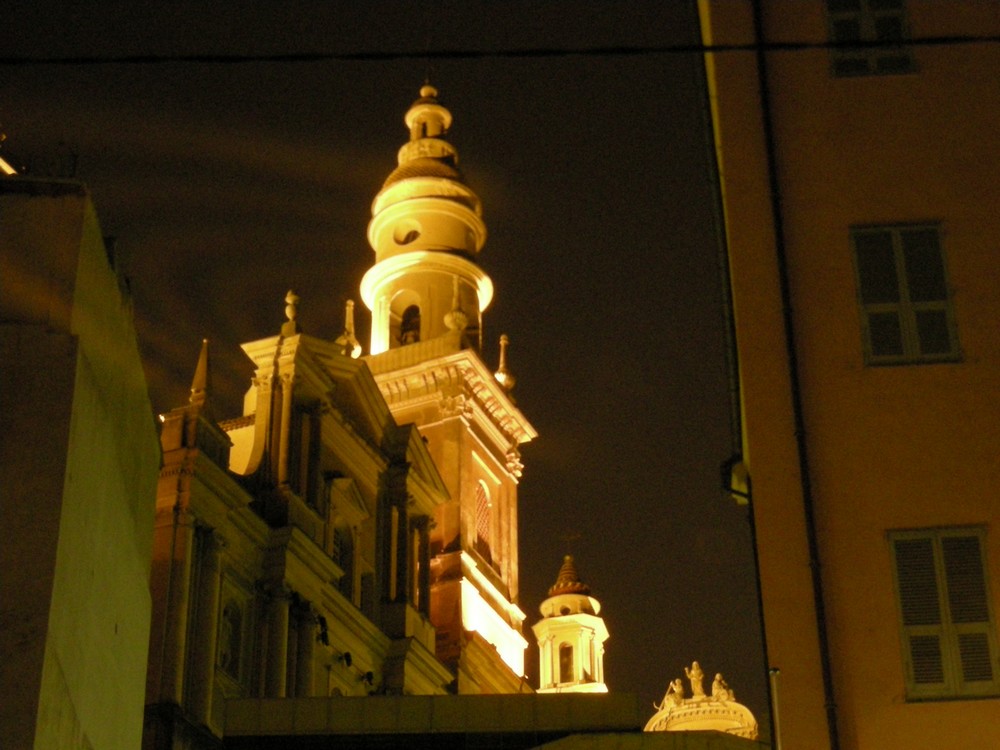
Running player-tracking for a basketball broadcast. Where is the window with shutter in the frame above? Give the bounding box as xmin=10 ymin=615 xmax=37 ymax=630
xmin=890 ymin=528 xmax=1000 ymax=699
xmin=826 ymin=0 xmax=914 ymax=76
xmin=851 ymin=225 xmax=960 ymax=365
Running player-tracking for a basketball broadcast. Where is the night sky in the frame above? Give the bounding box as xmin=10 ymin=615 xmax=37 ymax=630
xmin=3 ymin=0 xmax=768 ymax=731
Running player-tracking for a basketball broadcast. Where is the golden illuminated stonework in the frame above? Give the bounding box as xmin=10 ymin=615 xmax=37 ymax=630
xmin=532 ymin=556 xmax=609 ymax=693
xmin=362 ymin=86 xmax=536 ymax=692
xmin=644 ymin=661 xmax=758 ymax=739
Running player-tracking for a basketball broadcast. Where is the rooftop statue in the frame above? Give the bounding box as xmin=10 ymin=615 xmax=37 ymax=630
xmin=645 ymin=661 xmax=758 ymax=740
xmin=712 ymin=673 xmax=734 ymax=702
xmin=654 ymin=678 xmax=685 ymax=711
xmin=685 ymin=661 xmax=705 ymax=698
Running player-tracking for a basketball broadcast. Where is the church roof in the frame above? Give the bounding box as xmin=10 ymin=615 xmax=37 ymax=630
xmin=548 ymin=555 xmax=591 ymax=597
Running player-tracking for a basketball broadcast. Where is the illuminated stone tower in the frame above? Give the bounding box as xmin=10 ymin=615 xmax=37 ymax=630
xmin=533 ymin=556 xmax=609 ymax=693
xmin=362 ymin=85 xmax=537 ymax=693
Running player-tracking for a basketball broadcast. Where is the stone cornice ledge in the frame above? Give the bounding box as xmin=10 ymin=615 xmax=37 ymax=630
xmin=370 ymin=347 xmax=537 ymax=448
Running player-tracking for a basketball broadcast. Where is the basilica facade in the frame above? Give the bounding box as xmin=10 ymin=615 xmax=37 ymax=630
xmin=142 ymin=85 xmax=567 ymax=749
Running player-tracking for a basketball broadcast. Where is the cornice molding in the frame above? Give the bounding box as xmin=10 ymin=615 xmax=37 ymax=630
xmin=372 ymin=348 xmax=536 ymax=452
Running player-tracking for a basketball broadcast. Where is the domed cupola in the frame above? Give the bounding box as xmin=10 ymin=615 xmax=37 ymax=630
xmin=545 ymin=554 xmax=593 ymax=602
xmin=533 ymin=556 xmax=610 ymax=693
xmin=361 ymin=85 xmax=493 ymax=355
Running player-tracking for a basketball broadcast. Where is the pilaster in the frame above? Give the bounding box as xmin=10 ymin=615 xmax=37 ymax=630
xmin=187 ymin=528 xmax=225 ymax=724
xmin=264 ymin=585 xmax=291 ymax=698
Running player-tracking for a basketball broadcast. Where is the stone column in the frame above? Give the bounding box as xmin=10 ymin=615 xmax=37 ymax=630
xmin=158 ymin=506 xmax=197 ymax=704
xmin=277 ymin=373 xmax=294 ymax=485
xmin=584 ymin=630 xmax=593 ymax=682
xmin=188 ymin=529 xmax=224 ymax=723
xmin=265 ymin=586 xmax=291 ymax=697
xmin=295 ymin=604 xmax=316 ymax=697
xmin=412 ymin=519 xmax=431 ymax=615
xmin=389 ymin=506 xmax=400 ymax=602
xmin=544 ymin=634 xmax=555 ymax=689
xmin=596 ymin=639 xmax=605 ymax=683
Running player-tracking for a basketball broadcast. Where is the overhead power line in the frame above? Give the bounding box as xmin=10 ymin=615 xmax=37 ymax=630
xmin=0 ymin=36 xmax=998 ymax=66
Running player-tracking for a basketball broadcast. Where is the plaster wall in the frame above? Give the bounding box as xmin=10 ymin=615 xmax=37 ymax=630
xmin=0 ymin=185 xmax=160 ymax=749
xmin=0 ymin=326 xmax=77 ymax=750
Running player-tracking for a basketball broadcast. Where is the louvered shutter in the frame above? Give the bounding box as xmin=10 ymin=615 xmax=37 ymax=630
xmin=894 ymin=537 xmax=946 ymax=687
xmin=892 ymin=530 xmax=1000 ymax=698
xmin=942 ymin=535 xmax=995 ymax=685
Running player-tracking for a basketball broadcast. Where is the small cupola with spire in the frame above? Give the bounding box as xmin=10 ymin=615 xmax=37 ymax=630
xmin=532 ymin=555 xmax=610 ymax=693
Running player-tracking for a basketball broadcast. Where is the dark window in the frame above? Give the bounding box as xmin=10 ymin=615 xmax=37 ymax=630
xmin=559 ymin=643 xmax=575 ymax=684
xmin=290 ymin=407 xmax=320 ymax=506
xmin=851 ymin=225 xmax=959 ymax=364
xmin=333 ymin=523 xmax=354 ymax=601
xmin=360 ymin=572 xmax=375 ymax=619
xmin=827 ymin=0 xmax=914 ymax=76
xmin=474 ymin=482 xmax=492 ymax=565
xmin=400 ymin=305 xmax=420 ymax=345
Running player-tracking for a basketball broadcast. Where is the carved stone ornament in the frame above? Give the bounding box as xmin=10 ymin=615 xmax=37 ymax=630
xmin=439 ymin=393 xmax=472 ymax=419
xmin=505 ymin=446 xmax=524 ymax=478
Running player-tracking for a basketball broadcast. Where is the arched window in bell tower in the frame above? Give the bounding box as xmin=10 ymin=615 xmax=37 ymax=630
xmin=388 ymin=290 xmax=421 ymax=349
xmin=400 ymin=305 xmax=421 ymax=345
xmin=474 ymin=481 xmax=492 ymax=564
xmin=559 ymin=642 xmax=574 ymax=684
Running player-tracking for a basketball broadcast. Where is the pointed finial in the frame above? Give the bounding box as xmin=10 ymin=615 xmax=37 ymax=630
xmin=189 ymin=338 xmax=211 ymax=407
xmin=334 ymin=299 xmax=363 ymax=358
xmin=282 ymin=289 xmax=300 ymax=336
xmin=494 ymin=334 xmax=516 ymax=391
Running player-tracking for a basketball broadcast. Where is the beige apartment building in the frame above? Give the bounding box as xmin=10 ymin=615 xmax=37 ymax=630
xmin=699 ymin=2 xmax=1000 ymax=748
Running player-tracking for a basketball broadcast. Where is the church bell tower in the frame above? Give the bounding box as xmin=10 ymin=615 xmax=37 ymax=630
xmin=362 ymin=85 xmax=492 ymax=355
xmin=362 ymin=86 xmax=536 ymax=693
